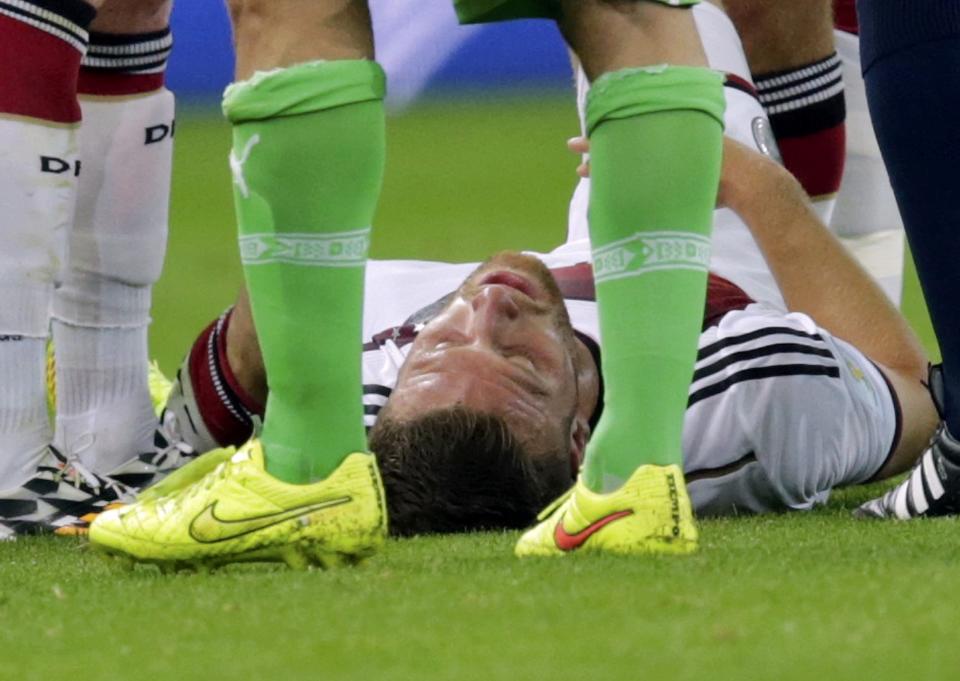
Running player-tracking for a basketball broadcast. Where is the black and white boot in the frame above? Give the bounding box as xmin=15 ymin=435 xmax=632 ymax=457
xmin=856 ymin=365 xmax=960 ymax=519
xmin=105 ymin=406 xmax=198 ymax=491
xmin=0 ymin=445 xmax=135 ymax=535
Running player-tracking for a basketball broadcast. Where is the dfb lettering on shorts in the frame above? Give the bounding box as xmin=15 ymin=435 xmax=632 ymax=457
xmin=591 ymin=231 xmax=710 ymax=285
xmin=145 ymin=121 xmax=175 ymax=145
xmin=41 ymin=156 xmax=80 ymax=176
xmin=239 ymin=228 xmax=371 ymax=268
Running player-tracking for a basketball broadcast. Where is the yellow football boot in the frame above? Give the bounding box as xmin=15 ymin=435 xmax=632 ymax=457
xmin=90 ymin=439 xmax=387 ymax=571
xmin=515 ymin=464 xmax=698 ymax=557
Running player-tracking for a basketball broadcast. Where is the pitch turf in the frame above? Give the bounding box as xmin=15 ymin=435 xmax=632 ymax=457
xmin=1 ymin=94 xmax=954 ymax=681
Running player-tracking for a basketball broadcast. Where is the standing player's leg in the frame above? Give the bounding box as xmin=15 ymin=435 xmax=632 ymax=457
xmin=728 ymin=4 xmax=905 ymax=306
xmin=854 ymin=1 xmax=960 ymax=519
xmin=89 ymin=0 xmax=388 ymax=568
xmin=0 ymin=0 xmax=93 ymax=490
xmin=725 ymin=0 xmax=845 ymax=222
xmin=0 ymin=0 xmax=141 ymax=537
xmin=225 ymin=0 xmax=382 ymax=485
xmin=513 ymin=0 xmax=724 ymax=555
xmin=51 ymin=0 xmax=174 ymax=488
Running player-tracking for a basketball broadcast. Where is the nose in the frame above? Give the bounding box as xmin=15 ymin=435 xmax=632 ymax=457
xmin=469 ymin=285 xmax=521 ymax=340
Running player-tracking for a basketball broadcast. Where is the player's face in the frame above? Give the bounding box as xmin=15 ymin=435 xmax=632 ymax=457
xmin=385 ymin=252 xmax=581 ymax=462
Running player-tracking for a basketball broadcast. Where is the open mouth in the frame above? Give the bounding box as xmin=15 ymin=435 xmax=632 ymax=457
xmin=478 ymin=270 xmax=539 ymax=301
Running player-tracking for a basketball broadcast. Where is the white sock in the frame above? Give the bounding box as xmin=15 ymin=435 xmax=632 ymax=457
xmin=0 ymin=0 xmax=95 ymax=487
xmin=51 ymin=29 xmax=174 ymax=474
xmin=0 ymin=337 xmax=50 ymax=488
xmin=52 ymin=323 xmax=154 ymax=473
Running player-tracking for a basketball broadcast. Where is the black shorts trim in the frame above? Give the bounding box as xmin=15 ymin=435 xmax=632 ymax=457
xmin=864 ymin=360 xmax=904 ymax=483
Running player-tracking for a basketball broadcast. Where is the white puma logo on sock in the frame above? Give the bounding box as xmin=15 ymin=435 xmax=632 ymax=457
xmin=229 ymin=134 xmax=261 ymax=199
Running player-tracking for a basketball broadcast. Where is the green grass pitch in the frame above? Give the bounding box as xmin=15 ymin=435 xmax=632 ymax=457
xmin=1 ymin=94 xmax=956 ymax=681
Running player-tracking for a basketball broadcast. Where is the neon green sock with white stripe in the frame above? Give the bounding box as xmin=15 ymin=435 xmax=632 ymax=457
xmin=222 ymin=60 xmax=385 ymax=484
xmin=581 ymin=66 xmax=725 ymax=492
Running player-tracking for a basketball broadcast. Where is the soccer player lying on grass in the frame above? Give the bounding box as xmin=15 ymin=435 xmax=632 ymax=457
xmin=147 ymin=136 xmax=937 ymax=537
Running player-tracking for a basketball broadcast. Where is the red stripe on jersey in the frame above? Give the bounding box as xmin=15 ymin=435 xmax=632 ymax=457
xmin=777 ymin=124 xmax=846 ymax=199
xmin=704 ymin=274 xmax=755 ymax=329
xmin=77 ymin=69 xmax=164 ymax=96
xmin=0 ymin=13 xmax=82 ymax=123
xmin=834 ymin=0 xmax=859 ymax=34
xmin=724 ymin=73 xmax=759 ymax=101
xmin=551 ymin=263 xmax=596 ymax=301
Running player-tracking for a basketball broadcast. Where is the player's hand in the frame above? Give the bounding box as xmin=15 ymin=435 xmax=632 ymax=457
xmin=567 ymin=137 xmax=590 ymax=178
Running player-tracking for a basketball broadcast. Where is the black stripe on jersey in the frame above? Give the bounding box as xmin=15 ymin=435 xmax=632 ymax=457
xmin=692 ymin=342 xmax=835 ymax=383
xmin=686 ymin=451 xmax=758 ymax=482
xmin=863 ymin=359 xmax=903 ymax=483
xmin=364 ymin=404 xmax=382 ymax=416
xmin=363 ymin=384 xmax=392 ymax=397
xmin=697 ymin=326 xmax=825 ymax=362
xmin=687 ymin=364 xmax=840 ymax=409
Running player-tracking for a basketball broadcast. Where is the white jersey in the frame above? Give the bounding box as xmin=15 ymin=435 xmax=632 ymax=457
xmin=360 ymin=248 xmax=899 ymax=516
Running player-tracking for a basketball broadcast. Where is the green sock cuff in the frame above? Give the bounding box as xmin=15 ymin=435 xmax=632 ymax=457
xmin=585 ymin=65 xmax=725 ymax=136
xmin=222 ymin=60 xmax=386 ymax=124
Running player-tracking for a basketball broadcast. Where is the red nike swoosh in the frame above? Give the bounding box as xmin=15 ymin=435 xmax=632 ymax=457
xmin=553 ymin=509 xmax=634 ymax=551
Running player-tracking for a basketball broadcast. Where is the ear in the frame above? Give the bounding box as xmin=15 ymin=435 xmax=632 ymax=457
xmin=567 ymin=417 xmax=590 ymax=477
xmin=571 ymin=337 xmax=600 ymax=459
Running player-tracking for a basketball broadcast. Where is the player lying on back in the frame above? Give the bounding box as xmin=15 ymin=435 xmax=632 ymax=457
xmin=143 ymin=136 xmax=937 ymax=536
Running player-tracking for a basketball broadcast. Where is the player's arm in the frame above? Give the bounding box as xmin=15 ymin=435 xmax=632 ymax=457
xmin=719 ymin=138 xmax=937 ymax=477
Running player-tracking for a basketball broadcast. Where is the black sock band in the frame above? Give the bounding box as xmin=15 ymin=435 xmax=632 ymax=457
xmin=82 ymin=27 xmax=172 ymax=74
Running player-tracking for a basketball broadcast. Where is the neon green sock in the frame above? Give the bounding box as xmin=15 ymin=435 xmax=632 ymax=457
xmin=581 ymin=66 xmax=725 ymax=492
xmin=222 ymin=60 xmax=386 ymax=484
